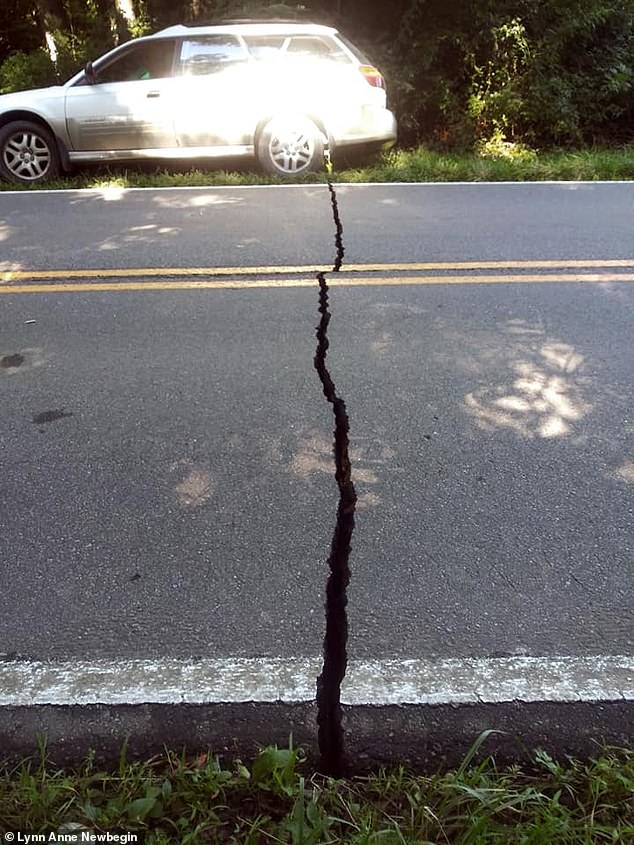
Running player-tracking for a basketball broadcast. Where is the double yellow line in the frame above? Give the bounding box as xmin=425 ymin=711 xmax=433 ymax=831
xmin=1 ymin=259 xmax=633 ymax=294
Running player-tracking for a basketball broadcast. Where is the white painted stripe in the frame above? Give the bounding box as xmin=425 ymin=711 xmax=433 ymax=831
xmin=0 ymin=181 xmax=633 ymax=197
xmin=342 ymin=656 xmax=634 ymax=705
xmin=0 ymin=656 xmax=631 ymax=707
xmin=0 ymin=658 xmax=322 ymax=706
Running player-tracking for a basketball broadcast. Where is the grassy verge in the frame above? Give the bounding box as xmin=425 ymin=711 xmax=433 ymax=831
xmin=1 ymin=740 xmax=633 ymax=843
xmin=2 ymin=145 xmax=633 ymax=191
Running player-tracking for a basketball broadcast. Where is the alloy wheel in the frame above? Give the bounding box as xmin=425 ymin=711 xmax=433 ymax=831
xmin=3 ymin=130 xmax=52 ymax=181
xmin=267 ymin=120 xmax=316 ymax=174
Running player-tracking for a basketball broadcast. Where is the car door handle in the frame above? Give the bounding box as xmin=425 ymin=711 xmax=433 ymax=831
xmin=147 ymin=91 xmax=160 ymax=98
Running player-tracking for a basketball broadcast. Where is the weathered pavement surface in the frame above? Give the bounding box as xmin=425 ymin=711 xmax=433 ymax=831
xmin=0 ymin=183 xmax=632 ymax=770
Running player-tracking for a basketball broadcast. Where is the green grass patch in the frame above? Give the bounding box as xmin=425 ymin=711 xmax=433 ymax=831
xmin=1 ymin=740 xmax=633 ymax=843
xmin=1 ymin=146 xmax=633 ymax=191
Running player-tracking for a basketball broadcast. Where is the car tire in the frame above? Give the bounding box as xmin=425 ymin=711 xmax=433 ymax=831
xmin=257 ymin=114 xmax=324 ymax=177
xmin=0 ymin=120 xmax=60 ymax=185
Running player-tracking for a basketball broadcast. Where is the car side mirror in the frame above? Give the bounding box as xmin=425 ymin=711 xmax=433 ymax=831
xmin=85 ymin=61 xmax=97 ymax=85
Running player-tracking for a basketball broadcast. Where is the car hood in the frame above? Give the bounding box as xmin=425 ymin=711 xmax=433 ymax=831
xmin=0 ymin=86 xmax=65 ymax=109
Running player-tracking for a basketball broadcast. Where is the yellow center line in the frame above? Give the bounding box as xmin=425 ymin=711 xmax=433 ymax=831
xmin=2 ymin=258 xmax=634 ymax=283
xmin=1 ymin=274 xmax=634 ymax=294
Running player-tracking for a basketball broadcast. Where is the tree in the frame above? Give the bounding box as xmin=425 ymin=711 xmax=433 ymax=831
xmin=0 ymin=0 xmax=43 ymax=63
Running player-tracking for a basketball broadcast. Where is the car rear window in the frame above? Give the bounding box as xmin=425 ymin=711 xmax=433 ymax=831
xmin=242 ymin=35 xmax=286 ymax=60
xmin=334 ymin=33 xmax=372 ymax=65
xmin=178 ymin=36 xmax=247 ymax=75
xmin=285 ymin=35 xmax=350 ymax=62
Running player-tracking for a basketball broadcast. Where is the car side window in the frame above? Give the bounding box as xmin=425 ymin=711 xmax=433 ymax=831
xmin=95 ymin=40 xmax=176 ymax=84
xmin=178 ymin=36 xmax=247 ymax=75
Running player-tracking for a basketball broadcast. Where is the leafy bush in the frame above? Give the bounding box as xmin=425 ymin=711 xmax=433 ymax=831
xmin=476 ymin=128 xmax=538 ymax=161
xmin=0 ymin=49 xmax=57 ymax=94
xmin=522 ymin=1 xmax=634 ymax=145
xmin=0 ymin=23 xmax=97 ymax=95
xmin=372 ymin=0 xmax=634 ymax=150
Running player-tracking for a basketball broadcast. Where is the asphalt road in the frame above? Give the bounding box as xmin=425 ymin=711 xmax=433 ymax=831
xmin=0 ymin=183 xmax=632 ymax=765
xmin=2 ymin=181 xmax=634 ymax=271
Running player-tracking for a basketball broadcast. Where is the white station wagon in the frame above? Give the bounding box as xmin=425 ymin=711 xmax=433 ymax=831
xmin=0 ymin=21 xmax=397 ymax=184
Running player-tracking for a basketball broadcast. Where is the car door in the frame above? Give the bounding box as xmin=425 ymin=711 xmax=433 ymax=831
xmin=64 ymin=39 xmax=177 ymax=151
xmin=173 ymin=35 xmax=255 ymax=148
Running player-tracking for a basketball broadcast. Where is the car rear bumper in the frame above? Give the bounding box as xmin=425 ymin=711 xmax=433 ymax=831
xmin=333 ymin=105 xmax=397 ymax=148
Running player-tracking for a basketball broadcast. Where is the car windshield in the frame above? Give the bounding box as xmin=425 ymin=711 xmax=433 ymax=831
xmin=96 ymin=40 xmax=176 ymax=83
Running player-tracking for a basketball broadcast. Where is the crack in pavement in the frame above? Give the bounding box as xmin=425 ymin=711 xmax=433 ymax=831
xmin=314 ymin=169 xmax=357 ymax=776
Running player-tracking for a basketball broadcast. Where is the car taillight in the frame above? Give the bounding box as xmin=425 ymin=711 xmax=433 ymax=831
xmin=359 ymin=65 xmax=385 ymax=89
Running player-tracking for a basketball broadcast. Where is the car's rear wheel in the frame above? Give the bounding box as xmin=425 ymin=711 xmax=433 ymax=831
xmin=0 ymin=120 xmax=60 ymax=185
xmin=257 ymin=114 xmax=324 ymax=176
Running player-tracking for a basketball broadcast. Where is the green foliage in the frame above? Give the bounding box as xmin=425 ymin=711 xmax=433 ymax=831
xmin=521 ymin=0 xmax=634 ymax=144
xmin=0 ymin=1 xmax=42 ymax=64
xmin=0 ymin=0 xmax=632 ymax=149
xmin=1 ymin=742 xmax=633 ymax=843
xmin=190 ymin=0 xmax=312 ymax=21
xmin=1 ymin=144 xmax=634 ymax=191
xmin=0 ymin=49 xmax=57 ymax=94
xmin=374 ymin=0 xmax=634 ymax=149
xmin=250 ymin=741 xmax=304 ymax=796
xmin=467 ymin=17 xmax=532 ymax=139
xmin=282 ymin=776 xmax=333 ymax=844
xmin=0 ymin=32 xmax=96 ymax=94
xmin=143 ymin=0 xmax=311 ymax=27
xmin=476 ymin=128 xmax=537 ymax=162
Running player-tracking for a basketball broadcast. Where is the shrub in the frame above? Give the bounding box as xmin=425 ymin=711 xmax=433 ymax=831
xmin=0 ymin=49 xmax=57 ymax=94
xmin=371 ymin=0 xmax=634 ymax=150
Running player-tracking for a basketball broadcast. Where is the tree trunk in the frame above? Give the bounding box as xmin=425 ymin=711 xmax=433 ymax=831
xmin=35 ymin=0 xmax=68 ymax=32
xmin=189 ymin=0 xmax=203 ymax=23
xmin=94 ymin=0 xmax=133 ymax=44
xmin=34 ymin=0 xmax=69 ymax=66
xmin=114 ymin=0 xmax=136 ymax=35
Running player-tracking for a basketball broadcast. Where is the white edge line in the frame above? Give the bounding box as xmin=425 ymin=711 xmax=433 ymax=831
xmin=342 ymin=656 xmax=634 ymax=706
xmin=0 ymin=656 xmax=632 ymax=706
xmin=0 ymin=180 xmax=633 ymax=196
xmin=0 ymin=658 xmax=321 ymax=706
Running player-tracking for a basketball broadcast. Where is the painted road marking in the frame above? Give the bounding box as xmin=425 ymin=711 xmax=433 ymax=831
xmin=3 ymin=259 xmax=634 ymax=283
xmin=0 ymin=656 xmax=632 ymax=706
xmin=2 ymin=273 xmax=634 ymax=294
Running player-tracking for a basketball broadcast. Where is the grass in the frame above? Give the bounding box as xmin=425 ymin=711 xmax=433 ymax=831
xmin=1 ymin=739 xmax=633 ymax=843
xmin=2 ymin=145 xmax=633 ymax=191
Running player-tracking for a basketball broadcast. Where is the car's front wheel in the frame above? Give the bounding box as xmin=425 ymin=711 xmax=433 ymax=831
xmin=257 ymin=114 xmax=324 ymax=176
xmin=0 ymin=120 xmax=60 ymax=185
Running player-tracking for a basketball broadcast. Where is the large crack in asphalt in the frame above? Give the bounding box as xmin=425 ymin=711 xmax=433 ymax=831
xmin=314 ymin=168 xmax=357 ymax=777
